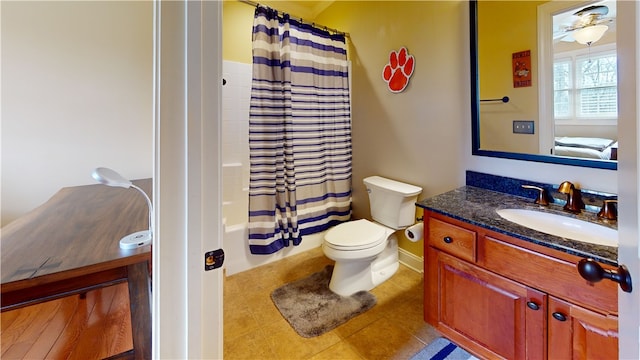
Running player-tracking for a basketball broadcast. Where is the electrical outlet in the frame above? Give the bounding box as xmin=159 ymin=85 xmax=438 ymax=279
xmin=513 ymin=120 xmax=535 ymax=134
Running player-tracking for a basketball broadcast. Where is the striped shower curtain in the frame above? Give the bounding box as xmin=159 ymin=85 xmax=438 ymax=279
xmin=248 ymin=6 xmax=352 ymax=255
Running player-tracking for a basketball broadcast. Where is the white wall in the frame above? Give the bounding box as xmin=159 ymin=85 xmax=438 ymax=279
xmin=1 ymin=1 xmax=153 ymax=226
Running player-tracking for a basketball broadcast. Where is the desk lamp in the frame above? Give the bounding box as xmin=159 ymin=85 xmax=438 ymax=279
xmin=92 ymin=167 xmax=153 ymax=249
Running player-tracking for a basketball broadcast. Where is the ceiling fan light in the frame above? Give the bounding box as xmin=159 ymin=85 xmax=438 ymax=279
xmin=573 ymin=24 xmax=608 ymax=45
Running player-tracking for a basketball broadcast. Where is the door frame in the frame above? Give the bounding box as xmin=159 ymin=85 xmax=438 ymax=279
xmin=617 ymin=1 xmax=640 ymax=359
xmin=152 ymin=1 xmax=223 ymax=358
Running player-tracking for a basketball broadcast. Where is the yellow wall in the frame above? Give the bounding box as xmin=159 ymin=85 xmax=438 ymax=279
xmin=222 ymin=1 xmax=470 ymax=258
xmin=477 ymin=1 xmax=544 ymax=154
xmin=223 ymin=1 xmax=254 ymax=63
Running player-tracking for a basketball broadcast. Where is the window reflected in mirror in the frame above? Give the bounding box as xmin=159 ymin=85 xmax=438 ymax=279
xmin=550 ymin=1 xmax=617 ymax=161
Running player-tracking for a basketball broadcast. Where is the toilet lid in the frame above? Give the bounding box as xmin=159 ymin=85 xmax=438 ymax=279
xmin=325 ymin=219 xmax=387 ymax=250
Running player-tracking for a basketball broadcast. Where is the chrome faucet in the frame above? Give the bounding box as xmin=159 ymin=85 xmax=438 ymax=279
xmin=558 ymin=181 xmax=585 ymax=213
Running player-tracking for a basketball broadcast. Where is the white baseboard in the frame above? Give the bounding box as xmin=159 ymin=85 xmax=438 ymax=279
xmin=398 ymin=248 xmax=423 ymax=273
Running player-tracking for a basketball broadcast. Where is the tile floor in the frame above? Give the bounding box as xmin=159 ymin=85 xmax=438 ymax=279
xmin=223 ymin=247 xmax=441 ymax=359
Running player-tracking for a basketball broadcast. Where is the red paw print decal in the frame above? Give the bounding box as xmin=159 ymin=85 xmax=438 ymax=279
xmin=382 ymin=47 xmax=415 ymax=93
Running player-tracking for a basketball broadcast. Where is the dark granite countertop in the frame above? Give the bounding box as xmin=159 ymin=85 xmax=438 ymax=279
xmin=417 ymin=186 xmax=618 ymax=266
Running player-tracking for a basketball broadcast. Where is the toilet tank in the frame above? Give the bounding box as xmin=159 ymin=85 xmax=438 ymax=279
xmin=363 ymin=176 xmax=422 ymax=230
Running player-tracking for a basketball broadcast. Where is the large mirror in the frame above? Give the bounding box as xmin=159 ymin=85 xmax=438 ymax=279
xmin=471 ymin=0 xmax=617 ymax=170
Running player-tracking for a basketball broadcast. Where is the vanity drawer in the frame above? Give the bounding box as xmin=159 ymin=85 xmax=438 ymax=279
xmin=428 ymin=217 xmax=476 ymax=262
xmin=480 ymin=235 xmax=617 ymax=315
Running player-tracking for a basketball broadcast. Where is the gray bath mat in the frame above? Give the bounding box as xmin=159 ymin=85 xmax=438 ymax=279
xmin=270 ymin=265 xmax=377 ymax=338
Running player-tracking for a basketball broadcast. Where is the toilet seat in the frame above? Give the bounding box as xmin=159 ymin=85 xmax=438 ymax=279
xmin=324 ymin=219 xmax=387 ymax=251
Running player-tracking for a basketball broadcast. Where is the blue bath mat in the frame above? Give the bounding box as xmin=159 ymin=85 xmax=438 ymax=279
xmin=410 ymin=337 xmax=478 ymax=360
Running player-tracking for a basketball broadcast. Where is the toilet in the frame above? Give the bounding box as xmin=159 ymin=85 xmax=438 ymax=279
xmin=322 ymin=175 xmax=422 ymax=296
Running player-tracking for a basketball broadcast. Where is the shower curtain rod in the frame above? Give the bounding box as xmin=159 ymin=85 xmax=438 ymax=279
xmin=238 ymin=0 xmax=350 ymax=38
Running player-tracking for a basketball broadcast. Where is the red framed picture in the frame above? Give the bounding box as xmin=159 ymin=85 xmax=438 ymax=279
xmin=512 ymin=50 xmax=531 ymax=88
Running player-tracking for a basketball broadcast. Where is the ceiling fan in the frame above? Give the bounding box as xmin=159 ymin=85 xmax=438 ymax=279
xmin=553 ymin=4 xmax=614 ymax=44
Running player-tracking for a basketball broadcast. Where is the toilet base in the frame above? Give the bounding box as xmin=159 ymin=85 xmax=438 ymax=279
xmin=328 ymin=235 xmax=399 ymax=296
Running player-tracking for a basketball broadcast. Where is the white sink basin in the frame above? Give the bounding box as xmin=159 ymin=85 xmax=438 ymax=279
xmin=496 ymin=208 xmax=618 ymax=247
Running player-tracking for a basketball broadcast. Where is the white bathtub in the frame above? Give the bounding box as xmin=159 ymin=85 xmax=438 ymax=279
xmin=223 ymin=220 xmax=326 ymax=276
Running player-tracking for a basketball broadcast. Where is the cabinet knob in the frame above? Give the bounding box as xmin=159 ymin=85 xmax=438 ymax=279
xmin=526 ymin=301 xmax=540 ymax=310
xmin=552 ymin=312 xmax=567 ymax=322
xmin=577 ymin=258 xmax=633 ymax=293
xmin=443 ymin=236 xmax=453 ymax=244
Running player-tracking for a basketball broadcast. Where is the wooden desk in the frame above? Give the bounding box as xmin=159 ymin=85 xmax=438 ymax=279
xmin=1 ymin=179 xmax=152 ymax=359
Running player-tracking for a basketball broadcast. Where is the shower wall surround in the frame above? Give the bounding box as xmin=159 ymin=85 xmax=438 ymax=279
xmin=222 ymin=61 xmax=251 ymax=226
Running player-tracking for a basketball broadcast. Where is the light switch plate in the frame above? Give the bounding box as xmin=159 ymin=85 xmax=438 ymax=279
xmin=513 ymin=120 xmax=535 ymax=134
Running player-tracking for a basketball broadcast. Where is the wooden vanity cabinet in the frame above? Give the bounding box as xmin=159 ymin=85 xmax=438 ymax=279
xmin=548 ymin=297 xmax=619 ymax=359
xmin=424 ymin=211 xmax=619 ymax=360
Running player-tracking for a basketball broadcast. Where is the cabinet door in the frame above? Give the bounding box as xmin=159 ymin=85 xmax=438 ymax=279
xmin=433 ymin=251 xmax=546 ymax=360
xmin=548 ymin=297 xmax=618 ymax=360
